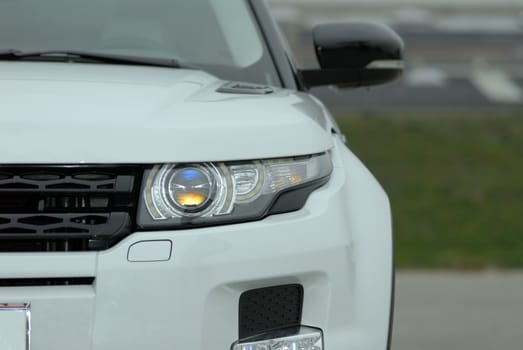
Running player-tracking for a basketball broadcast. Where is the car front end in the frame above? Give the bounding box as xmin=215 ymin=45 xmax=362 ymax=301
xmin=0 ymin=0 xmax=398 ymax=349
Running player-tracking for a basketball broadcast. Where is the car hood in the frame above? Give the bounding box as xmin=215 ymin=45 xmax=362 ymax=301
xmin=0 ymin=62 xmax=333 ymax=164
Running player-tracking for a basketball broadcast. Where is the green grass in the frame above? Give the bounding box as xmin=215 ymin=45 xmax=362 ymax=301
xmin=336 ymin=113 xmax=523 ymax=269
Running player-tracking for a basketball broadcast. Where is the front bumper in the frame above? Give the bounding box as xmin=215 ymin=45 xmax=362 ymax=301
xmin=0 ymin=142 xmax=393 ymax=350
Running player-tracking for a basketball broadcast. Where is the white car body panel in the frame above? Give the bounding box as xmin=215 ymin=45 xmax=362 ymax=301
xmin=0 ymin=139 xmax=392 ymax=350
xmin=0 ymin=1 xmax=394 ymax=345
xmin=0 ymin=62 xmax=332 ymax=164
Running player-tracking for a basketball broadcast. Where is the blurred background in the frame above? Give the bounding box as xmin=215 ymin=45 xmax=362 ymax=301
xmin=267 ymin=1 xmax=523 ymax=349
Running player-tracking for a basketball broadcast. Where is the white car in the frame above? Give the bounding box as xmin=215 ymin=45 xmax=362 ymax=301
xmin=0 ymin=1 xmax=403 ymax=350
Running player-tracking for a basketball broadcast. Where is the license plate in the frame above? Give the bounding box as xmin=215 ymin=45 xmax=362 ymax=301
xmin=0 ymin=304 xmax=30 ymax=350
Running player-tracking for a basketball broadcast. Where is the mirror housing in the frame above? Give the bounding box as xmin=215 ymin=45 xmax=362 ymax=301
xmin=299 ymin=22 xmax=404 ymax=89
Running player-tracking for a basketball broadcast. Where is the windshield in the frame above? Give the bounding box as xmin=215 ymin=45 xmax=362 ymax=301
xmin=0 ymin=0 xmax=281 ymax=86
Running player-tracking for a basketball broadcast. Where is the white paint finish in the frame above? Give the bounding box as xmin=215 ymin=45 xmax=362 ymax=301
xmin=127 ymin=240 xmax=172 ymax=262
xmin=0 ymin=62 xmax=332 ymax=164
xmin=0 ymin=25 xmax=392 ymax=350
xmin=0 ymin=140 xmax=393 ymax=350
xmin=0 ymin=287 xmax=95 ymax=350
xmin=472 ymin=69 xmax=523 ymax=103
xmin=86 ymin=140 xmax=393 ymax=350
xmin=0 ymin=253 xmax=96 ymax=279
xmin=0 ymin=306 xmax=29 ymax=350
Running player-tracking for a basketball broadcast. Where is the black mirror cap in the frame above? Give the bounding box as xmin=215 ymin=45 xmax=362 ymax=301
xmin=300 ymin=22 xmax=405 ymax=89
xmin=314 ymin=22 xmax=404 ymax=69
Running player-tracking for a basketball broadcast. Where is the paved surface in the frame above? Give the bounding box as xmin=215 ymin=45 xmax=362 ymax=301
xmin=392 ymin=271 xmax=523 ymax=350
xmin=311 ymin=77 xmax=523 ymax=114
xmin=270 ymin=5 xmax=523 ymax=113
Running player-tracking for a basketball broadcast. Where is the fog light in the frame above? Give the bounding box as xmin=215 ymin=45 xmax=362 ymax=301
xmin=232 ymin=326 xmax=323 ymax=350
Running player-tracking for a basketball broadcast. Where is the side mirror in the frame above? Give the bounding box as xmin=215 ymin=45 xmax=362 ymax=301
xmin=299 ymin=22 xmax=404 ymax=89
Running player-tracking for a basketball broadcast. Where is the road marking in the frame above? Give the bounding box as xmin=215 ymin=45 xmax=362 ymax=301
xmin=404 ymin=67 xmax=448 ymax=87
xmin=471 ymin=69 xmax=523 ymax=103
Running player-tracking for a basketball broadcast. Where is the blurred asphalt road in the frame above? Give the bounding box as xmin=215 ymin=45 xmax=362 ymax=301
xmin=393 ymin=271 xmax=523 ymax=350
xmin=311 ymin=78 xmax=523 ymax=114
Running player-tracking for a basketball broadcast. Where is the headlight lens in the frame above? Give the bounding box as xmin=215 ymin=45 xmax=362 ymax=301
xmin=137 ymin=153 xmax=331 ymax=229
xmin=166 ymin=165 xmax=216 ymax=213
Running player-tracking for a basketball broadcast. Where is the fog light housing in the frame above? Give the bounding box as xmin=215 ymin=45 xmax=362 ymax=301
xmin=232 ymin=326 xmax=323 ymax=350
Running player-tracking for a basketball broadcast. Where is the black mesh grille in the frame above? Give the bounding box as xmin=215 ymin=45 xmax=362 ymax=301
xmin=239 ymin=284 xmax=304 ymax=339
xmin=0 ymin=166 xmax=141 ymax=252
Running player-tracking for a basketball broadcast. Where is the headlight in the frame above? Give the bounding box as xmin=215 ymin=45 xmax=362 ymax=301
xmin=137 ymin=153 xmax=332 ymax=229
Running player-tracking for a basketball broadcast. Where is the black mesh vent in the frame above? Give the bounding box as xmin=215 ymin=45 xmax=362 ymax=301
xmin=239 ymin=284 xmax=304 ymax=339
xmin=0 ymin=166 xmax=141 ymax=252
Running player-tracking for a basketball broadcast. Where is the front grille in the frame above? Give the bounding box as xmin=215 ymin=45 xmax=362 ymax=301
xmin=239 ymin=284 xmax=304 ymax=339
xmin=0 ymin=166 xmax=141 ymax=252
